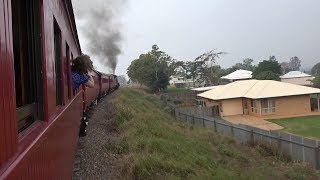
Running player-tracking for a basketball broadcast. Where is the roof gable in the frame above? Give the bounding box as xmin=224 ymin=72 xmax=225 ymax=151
xmin=221 ymin=69 xmax=252 ymax=80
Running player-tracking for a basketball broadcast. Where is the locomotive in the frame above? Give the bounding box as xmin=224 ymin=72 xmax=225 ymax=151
xmin=0 ymin=0 xmax=119 ymax=179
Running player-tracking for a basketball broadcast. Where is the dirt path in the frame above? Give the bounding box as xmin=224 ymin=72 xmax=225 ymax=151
xmin=223 ymin=115 xmax=283 ymax=131
xmin=72 ymin=92 xmax=126 ymax=180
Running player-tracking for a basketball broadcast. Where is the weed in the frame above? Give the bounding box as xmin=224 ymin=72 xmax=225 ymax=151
xmin=114 ymin=106 xmax=133 ymax=127
xmin=286 ymin=163 xmax=315 ymax=180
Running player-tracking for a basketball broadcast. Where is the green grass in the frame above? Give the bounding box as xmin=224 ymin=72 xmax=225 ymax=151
xmin=163 ymin=86 xmax=191 ymax=93
xmin=111 ymin=87 xmax=318 ymax=179
xmin=269 ymin=116 xmax=320 ymax=139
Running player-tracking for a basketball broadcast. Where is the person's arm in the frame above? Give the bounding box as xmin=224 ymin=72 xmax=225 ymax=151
xmin=85 ymin=74 xmax=95 ymax=88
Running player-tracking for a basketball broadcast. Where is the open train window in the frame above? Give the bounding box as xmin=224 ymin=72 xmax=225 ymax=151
xmin=54 ymin=19 xmax=63 ymax=106
xmin=66 ymin=43 xmax=71 ymax=99
xmin=11 ymin=0 xmax=42 ymax=132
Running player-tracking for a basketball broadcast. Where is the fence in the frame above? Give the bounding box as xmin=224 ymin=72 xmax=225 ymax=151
xmin=163 ymin=95 xmax=320 ymax=170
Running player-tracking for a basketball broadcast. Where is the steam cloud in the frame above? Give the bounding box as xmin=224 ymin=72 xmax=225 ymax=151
xmin=72 ymin=0 xmax=127 ymax=73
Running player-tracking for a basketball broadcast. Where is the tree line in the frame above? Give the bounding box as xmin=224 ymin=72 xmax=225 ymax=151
xmin=127 ymin=45 xmax=320 ymax=92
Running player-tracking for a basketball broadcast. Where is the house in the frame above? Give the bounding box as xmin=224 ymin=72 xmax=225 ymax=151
xmin=221 ymin=69 xmax=252 ymax=82
xmin=198 ymin=80 xmax=320 ymax=119
xmin=280 ymin=71 xmax=315 ymax=86
xmin=169 ymin=76 xmax=204 ymax=88
xmin=169 ymin=76 xmax=186 ymax=87
xmin=192 ymin=85 xmax=224 ymax=107
xmin=192 ymin=85 xmax=224 ymax=93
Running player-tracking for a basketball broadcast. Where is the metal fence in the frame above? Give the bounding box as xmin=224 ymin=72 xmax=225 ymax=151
xmin=163 ymin=96 xmax=320 ymax=170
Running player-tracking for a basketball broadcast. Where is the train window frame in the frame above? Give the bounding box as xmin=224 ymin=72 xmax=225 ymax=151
xmin=11 ymin=0 xmax=43 ymax=133
xmin=54 ymin=18 xmax=63 ymax=106
xmin=65 ymin=43 xmax=71 ymax=99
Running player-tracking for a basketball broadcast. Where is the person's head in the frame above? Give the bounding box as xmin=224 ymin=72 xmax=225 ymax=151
xmin=72 ymin=54 xmax=93 ymax=74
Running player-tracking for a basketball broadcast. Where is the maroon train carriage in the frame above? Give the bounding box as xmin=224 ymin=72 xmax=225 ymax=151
xmin=83 ymin=70 xmax=101 ymax=108
xmin=100 ymin=73 xmax=112 ymax=96
xmin=79 ymin=70 xmax=103 ymax=136
xmin=0 ymin=0 xmax=120 ymax=179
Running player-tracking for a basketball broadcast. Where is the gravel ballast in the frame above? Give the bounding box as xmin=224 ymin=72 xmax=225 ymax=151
xmin=72 ymin=93 xmax=127 ymax=180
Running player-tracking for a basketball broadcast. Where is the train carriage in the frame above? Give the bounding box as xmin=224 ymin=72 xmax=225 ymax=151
xmin=0 ymin=0 xmax=120 ymax=179
xmin=83 ymin=70 xmax=100 ymax=108
xmin=100 ymin=73 xmax=112 ymax=96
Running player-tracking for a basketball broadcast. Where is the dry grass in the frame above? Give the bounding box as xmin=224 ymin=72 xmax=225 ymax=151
xmin=111 ymin=87 xmax=318 ymax=179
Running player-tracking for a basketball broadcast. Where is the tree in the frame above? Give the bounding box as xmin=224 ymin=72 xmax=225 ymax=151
xmin=311 ymin=76 xmax=320 ymax=88
xmin=289 ymin=56 xmax=301 ymax=71
xmin=280 ymin=56 xmax=302 ymax=74
xmin=230 ymin=58 xmax=255 ymax=72
xmin=192 ymin=50 xmax=226 ymax=85
xmin=280 ymin=62 xmax=291 ymax=74
xmin=311 ymin=62 xmax=320 ymax=76
xmin=253 ymin=56 xmax=282 ymax=80
xmin=127 ymin=45 xmax=175 ymax=92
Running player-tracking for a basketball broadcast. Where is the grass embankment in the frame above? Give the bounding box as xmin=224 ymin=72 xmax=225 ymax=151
xmin=110 ymin=87 xmax=317 ymax=179
xmin=269 ymin=116 xmax=320 ymax=139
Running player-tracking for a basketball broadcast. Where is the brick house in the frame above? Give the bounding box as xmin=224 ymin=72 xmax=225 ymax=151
xmin=198 ymin=80 xmax=320 ymax=118
xmin=280 ymin=71 xmax=315 ymax=86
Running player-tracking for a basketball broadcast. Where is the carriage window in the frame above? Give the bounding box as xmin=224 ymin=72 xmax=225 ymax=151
xmin=12 ymin=0 xmax=42 ymax=132
xmin=54 ymin=20 xmax=63 ymax=106
xmin=66 ymin=43 xmax=71 ymax=99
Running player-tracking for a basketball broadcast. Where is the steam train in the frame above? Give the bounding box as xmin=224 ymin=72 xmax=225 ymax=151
xmin=0 ymin=0 xmax=119 ymax=179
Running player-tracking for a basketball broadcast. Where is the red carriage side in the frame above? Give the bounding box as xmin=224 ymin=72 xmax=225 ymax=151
xmin=0 ymin=0 xmax=84 ymax=179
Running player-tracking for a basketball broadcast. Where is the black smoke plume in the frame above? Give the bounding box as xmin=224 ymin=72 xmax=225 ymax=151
xmin=72 ymin=0 xmax=127 ymax=73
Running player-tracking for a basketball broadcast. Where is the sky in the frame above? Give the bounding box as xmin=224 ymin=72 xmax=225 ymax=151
xmin=73 ymin=0 xmax=320 ymax=76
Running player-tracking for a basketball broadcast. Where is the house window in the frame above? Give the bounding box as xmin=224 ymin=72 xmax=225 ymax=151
xmin=310 ymin=94 xmax=320 ymax=112
xmin=251 ymin=100 xmax=258 ymax=113
xmin=12 ymin=0 xmax=42 ymax=132
xmin=196 ymin=100 xmax=204 ymax=107
xmin=261 ymin=99 xmax=276 ymax=114
xmin=54 ymin=19 xmax=63 ymax=106
xmin=243 ymin=99 xmax=248 ymax=109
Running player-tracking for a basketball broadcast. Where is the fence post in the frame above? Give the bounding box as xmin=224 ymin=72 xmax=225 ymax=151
xmin=213 ymin=120 xmax=217 ymax=133
xmin=192 ymin=115 xmax=195 ymax=125
xmin=178 ymin=111 xmax=181 ymax=120
xmin=202 ymin=117 xmax=205 ymax=127
xmin=230 ymin=125 xmax=234 ymax=137
xmin=250 ymin=129 xmax=254 ymax=145
xmin=277 ymin=135 xmax=282 ymax=152
xmin=315 ymin=145 xmax=320 ymax=169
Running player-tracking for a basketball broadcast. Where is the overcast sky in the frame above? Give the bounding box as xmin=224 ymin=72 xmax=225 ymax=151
xmin=73 ymin=0 xmax=320 ymax=76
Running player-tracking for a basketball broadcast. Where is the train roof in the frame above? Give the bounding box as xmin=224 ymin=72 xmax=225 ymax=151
xmin=67 ymin=0 xmax=82 ymax=53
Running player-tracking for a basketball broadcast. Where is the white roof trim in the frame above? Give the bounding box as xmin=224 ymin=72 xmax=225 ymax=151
xmin=221 ymin=69 xmax=252 ymax=80
xmin=280 ymin=71 xmax=313 ymax=79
